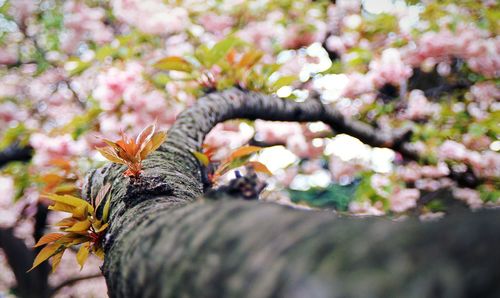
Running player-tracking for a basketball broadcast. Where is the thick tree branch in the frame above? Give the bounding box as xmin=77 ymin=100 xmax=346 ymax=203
xmin=0 ymin=228 xmax=50 ymax=298
xmin=82 ymin=88 xmax=500 ymax=298
xmin=0 ymin=144 xmax=33 ymax=168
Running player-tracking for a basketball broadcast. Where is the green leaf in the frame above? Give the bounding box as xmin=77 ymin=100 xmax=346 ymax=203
xmin=153 ymin=56 xmax=193 ymax=72
xmin=271 ymin=75 xmax=297 ymax=90
xmin=207 ymin=37 xmax=241 ymax=66
xmin=193 ymin=151 xmax=210 ymax=166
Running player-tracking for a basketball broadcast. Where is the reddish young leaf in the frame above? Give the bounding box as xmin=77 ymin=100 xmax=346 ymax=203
xmin=34 ymin=233 xmax=64 ymax=247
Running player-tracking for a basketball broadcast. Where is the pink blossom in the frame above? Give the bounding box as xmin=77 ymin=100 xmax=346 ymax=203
xmin=420 ymin=162 xmax=450 ymax=178
xmin=0 ymin=102 xmax=27 ymax=126
xmin=400 ymin=90 xmax=437 ymax=121
xmin=0 ymin=47 xmax=18 ymax=65
xmin=370 ymin=174 xmax=391 ymax=197
xmin=469 ymin=82 xmax=500 ymax=109
xmin=204 ymin=122 xmax=254 ymax=161
xmin=237 ymin=15 xmax=285 ymax=53
xmin=325 ymin=36 xmax=346 ymax=56
xmin=336 ymin=0 xmax=361 ymax=14
xmin=404 ymin=25 xmax=498 ymax=78
xmin=112 ymin=0 xmax=189 ymax=35
xmin=0 ymin=176 xmax=16 ymax=227
xmin=93 ymin=62 xmax=144 ymax=110
xmin=254 ymin=121 xmax=302 ymax=144
xmin=286 ymin=134 xmax=324 ymax=159
xmin=438 ymin=140 xmax=467 ymax=161
xmin=341 ymin=72 xmax=374 ymax=98
xmin=389 ymin=188 xmax=419 ymax=213
xmin=282 ymin=22 xmax=326 ymax=50
xmin=419 ymin=211 xmax=445 ymax=222
xmin=469 ymin=151 xmax=500 ymax=179
xmin=396 ymin=162 xmax=421 ymax=182
xmin=30 ymin=133 xmax=87 ymax=167
xmin=165 ymin=34 xmax=194 ymax=56
xmin=329 ymin=155 xmax=365 ymax=184
xmin=9 ymin=0 xmax=36 ymax=23
xmin=463 ymin=134 xmax=492 ymax=151
xmin=198 ymin=13 xmax=234 ymax=35
xmin=453 ymin=188 xmax=483 ymax=210
xmin=369 ymin=48 xmax=413 ymax=88
xmin=349 ymin=200 xmax=384 ymax=216
xmin=61 ymin=1 xmax=113 ymax=53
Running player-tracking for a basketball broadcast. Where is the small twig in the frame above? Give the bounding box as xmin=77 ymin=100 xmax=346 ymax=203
xmin=50 ymin=273 xmax=103 ymax=295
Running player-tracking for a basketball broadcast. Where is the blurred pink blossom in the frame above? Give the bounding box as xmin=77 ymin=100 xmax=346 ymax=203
xmin=198 ymin=13 xmax=234 ymax=35
xmin=286 ymin=134 xmax=324 ymax=159
xmin=93 ymin=62 xmax=143 ymax=110
xmin=389 ymin=188 xmax=419 ymax=213
xmin=438 ymin=140 xmax=467 ymax=161
xmin=61 ymin=1 xmax=113 ymax=53
xmin=254 ymin=121 xmax=302 ymax=144
xmin=341 ymin=72 xmax=374 ymax=98
xmin=369 ymin=48 xmax=413 ymax=88
xmin=453 ymin=188 xmax=483 ymax=210
xmin=400 ymin=90 xmax=437 ymax=121
xmin=349 ymin=200 xmax=384 ymax=216
xmin=204 ymin=122 xmax=254 ymax=161
xmin=329 ymin=155 xmax=365 ymax=184
xmin=30 ymin=133 xmax=87 ymax=167
xmin=112 ymin=0 xmax=189 ymax=35
xmin=469 ymin=82 xmax=500 ymax=109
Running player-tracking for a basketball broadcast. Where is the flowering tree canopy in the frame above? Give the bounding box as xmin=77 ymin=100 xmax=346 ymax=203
xmin=0 ymin=0 xmax=499 ymax=297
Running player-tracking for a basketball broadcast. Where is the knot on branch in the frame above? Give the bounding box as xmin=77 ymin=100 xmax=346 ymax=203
xmin=206 ymin=168 xmax=267 ymax=200
xmin=124 ymin=175 xmax=174 ymax=207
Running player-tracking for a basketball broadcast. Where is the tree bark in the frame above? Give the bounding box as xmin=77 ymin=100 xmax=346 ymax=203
xmin=83 ymin=88 xmax=500 ymax=298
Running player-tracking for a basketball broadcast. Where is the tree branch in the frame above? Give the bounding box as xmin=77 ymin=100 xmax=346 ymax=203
xmin=50 ymin=273 xmax=103 ymax=295
xmin=82 ymin=89 xmax=500 ymax=297
xmin=0 ymin=228 xmax=50 ymax=298
xmin=0 ymin=144 xmax=33 ymax=168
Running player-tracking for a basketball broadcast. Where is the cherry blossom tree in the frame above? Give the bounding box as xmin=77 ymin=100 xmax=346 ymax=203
xmin=0 ymin=0 xmax=498 ymax=297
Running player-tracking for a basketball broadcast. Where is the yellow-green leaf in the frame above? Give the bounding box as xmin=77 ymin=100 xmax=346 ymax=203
xmin=272 ymin=75 xmax=297 ymax=90
xmin=96 ymin=223 xmax=109 ymax=233
xmin=76 ymin=243 xmax=90 ymax=270
xmin=193 ymin=151 xmax=209 ymax=166
xmin=96 ymin=146 xmax=127 ymax=165
xmin=153 ymin=56 xmax=193 ymax=72
xmin=45 ymin=194 xmax=93 ymax=210
xmin=102 ymin=196 xmax=111 ymax=223
xmin=65 ymin=220 xmax=91 ymax=233
xmin=51 ymin=251 xmax=64 ymax=273
xmin=28 ymin=243 xmax=62 ymax=272
xmin=48 ymin=202 xmax=75 ymax=213
xmin=54 ymin=217 xmax=77 ymax=227
xmin=72 ymin=204 xmax=89 ymax=220
xmin=94 ymin=248 xmax=105 ymax=260
xmin=34 ymin=233 xmax=64 ymax=247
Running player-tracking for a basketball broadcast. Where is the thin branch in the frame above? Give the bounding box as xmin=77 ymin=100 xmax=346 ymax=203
xmin=50 ymin=273 xmax=103 ymax=295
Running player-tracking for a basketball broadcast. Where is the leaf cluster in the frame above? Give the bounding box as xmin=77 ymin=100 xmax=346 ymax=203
xmin=29 ymin=184 xmax=112 ymax=272
xmin=96 ymin=124 xmax=166 ymax=177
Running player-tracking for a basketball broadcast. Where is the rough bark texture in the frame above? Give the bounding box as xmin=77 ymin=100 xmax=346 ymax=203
xmin=83 ymin=89 xmax=500 ymax=298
